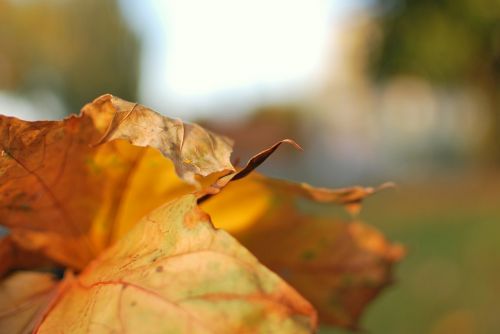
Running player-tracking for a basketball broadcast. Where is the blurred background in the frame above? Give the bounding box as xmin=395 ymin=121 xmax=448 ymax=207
xmin=1 ymin=0 xmax=499 ymax=333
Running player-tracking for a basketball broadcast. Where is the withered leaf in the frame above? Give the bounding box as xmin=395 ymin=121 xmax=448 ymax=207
xmin=238 ymin=215 xmax=403 ymax=329
xmin=0 ymin=96 xmax=404 ymax=332
xmin=201 ymin=172 xmax=404 ymax=328
xmin=86 ymin=95 xmax=234 ymax=184
xmin=198 ymin=139 xmax=302 ymax=202
xmin=0 ymin=95 xmax=234 ymax=270
xmin=0 ymin=236 xmax=52 ymax=278
xmin=35 ymin=196 xmax=317 ymax=333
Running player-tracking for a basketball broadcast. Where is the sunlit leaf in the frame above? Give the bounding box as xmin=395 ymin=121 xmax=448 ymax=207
xmin=0 ymin=96 xmax=404 ymax=332
xmin=0 ymin=95 xmax=234 ymax=270
xmin=35 ymin=196 xmax=317 ymax=333
xmin=87 ymin=94 xmax=234 ymax=184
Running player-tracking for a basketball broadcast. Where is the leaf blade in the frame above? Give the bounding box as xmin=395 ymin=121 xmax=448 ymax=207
xmin=36 ymin=195 xmax=317 ymax=333
xmin=202 ymin=173 xmax=404 ymax=328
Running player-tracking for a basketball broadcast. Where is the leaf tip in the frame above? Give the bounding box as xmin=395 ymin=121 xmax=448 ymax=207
xmin=281 ymin=138 xmax=303 ymax=152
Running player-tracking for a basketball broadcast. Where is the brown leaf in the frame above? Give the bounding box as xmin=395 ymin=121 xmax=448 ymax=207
xmin=198 ymin=139 xmax=390 ymax=214
xmin=261 ymin=178 xmax=395 ymax=216
xmin=198 ymin=139 xmax=302 ymax=202
xmin=0 ymin=95 xmax=234 ymax=270
xmin=0 ymin=236 xmax=52 ymax=278
xmin=87 ymin=94 xmax=234 ymax=184
xmin=201 ymin=172 xmax=404 ymax=328
xmin=34 ymin=195 xmax=317 ymax=333
xmin=238 ymin=213 xmax=404 ymax=329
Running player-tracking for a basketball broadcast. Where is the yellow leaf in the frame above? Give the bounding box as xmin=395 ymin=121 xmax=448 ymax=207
xmin=35 ymin=196 xmax=317 ymax=333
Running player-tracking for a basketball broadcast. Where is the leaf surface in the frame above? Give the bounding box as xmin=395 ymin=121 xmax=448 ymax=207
xmin=0 ymin=236 xmax=52 ymax=278
xmin=0 ymin=97 xmax=404 ymax=332
xmin=0 ymin=95 xmax=234 ymax=269
xmin=35 ymin=195 xmax=317 ymax=334
xmin=0 ymin=272 xmax=57 ymax=334
xmin=87 ymin=95 xmax=234 ymax=184
xmin=202 ymin=173 xmax=404 ymax=328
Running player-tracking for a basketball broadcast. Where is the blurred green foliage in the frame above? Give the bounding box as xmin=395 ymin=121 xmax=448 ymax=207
xmin=370 ymin=0 xmax=500 ymax=160
xmin=319 ymin=173 xmax=500 ymax=333
xmin=0 ymin=0 xmax=139 ymax=113
xmin=371 ymin=0 xmax=499 ymax=84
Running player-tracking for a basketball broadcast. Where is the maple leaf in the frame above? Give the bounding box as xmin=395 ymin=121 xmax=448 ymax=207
xmin=0 ymin=95 xmax=403 ymax=332
xmin=86 ymin=95 xmax=234 ymax=184
xmin=0 ymin=94 xmax=234 ymax=270
xmin=32 ymin=195 xmax=316 ymax=333
xmin=201 ymin=172 xmax=405 ymax=328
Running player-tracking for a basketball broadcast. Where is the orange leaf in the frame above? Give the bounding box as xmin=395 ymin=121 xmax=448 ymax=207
xmin=0 ymin=97 xmax=403 ymax=332
xmin=202 ymin=171 xmax=404 ymax=328
xmin=0 ymin=236 xmax=52 ymax=278
xmin=0 ymin=95 xmax=234 ymax=270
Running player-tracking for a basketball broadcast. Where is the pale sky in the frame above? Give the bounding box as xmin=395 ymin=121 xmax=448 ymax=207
xmin=120 ymin=0 xmax=365 ymax=118
xmin=0 ymin=1 xmax=367 ymax=121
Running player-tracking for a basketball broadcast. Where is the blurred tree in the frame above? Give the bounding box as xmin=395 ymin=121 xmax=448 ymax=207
xmin=370 ymin=0 xmax=500 ymax=159
xmin=0 ymin=0 xmax=139 ymax=114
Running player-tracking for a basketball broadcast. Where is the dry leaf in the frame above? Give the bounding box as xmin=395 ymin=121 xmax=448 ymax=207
xmin=0 ymin=236 xmax=52 ymax=278
xmin=34 ymin=195 xmax=316 ymax=333
xmin=86 ymin=95 xmax=234 ymax=184
xmin=198 ymin=139 xmax=302 ymax=201
xmin=0 ymin=95 xmax=234 ymax=270
xmin=0 ymin=95 xmax=403 ymax=332
xmin=238 ymin=215 xmax=404 ymax=329
xmin=201 ymin=172 xmax=404 ymax=328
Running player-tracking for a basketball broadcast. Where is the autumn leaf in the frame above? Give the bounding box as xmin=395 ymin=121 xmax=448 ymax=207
xmin=86 ymin=95 xmax=234 ymax=184
xmin=26 ymin=196 xmax=315 ymax=333
xmin=0 ymin=95 xmax=403 ymax=332
xmin=201 ymin=172 xmax=404 ymax=328
xmin=0 ymin=94 xmax=234 ymax=270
